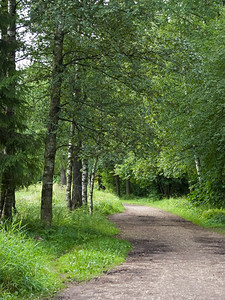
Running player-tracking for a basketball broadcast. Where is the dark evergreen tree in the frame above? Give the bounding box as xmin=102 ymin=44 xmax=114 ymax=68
xmin=0 ymin=0 xmax=40 ymax=220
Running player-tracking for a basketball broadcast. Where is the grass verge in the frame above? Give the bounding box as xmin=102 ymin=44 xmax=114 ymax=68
xmin=0 ymin=185 xmax=131 ymax=300
xmin=122 ymin=196 xmax=225 ymax=232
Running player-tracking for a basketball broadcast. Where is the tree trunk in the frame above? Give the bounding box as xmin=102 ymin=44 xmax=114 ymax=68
xmin=0 ymin=173 xmax=15 ymax=221
xmin=166 ymin=183 xmax=171 ymax=199
xmin=60 ymin=165 xmax=66 ymax=186
xmin=0 ymin=187 xmax=6 ymax=218
xmin=66 ymin=122 xmax=75 ymax=210
xmin=156 ymin=176 xmax=163 ymax=195
xmin=71 ymin=143 xmax=82 ymax=209
xmin=2 ymin=189 xmax=14 ymax=221
xmin=97 ymin=174 xmax=105 ymax=190
xmin=194 ymin=155 xmax=201 ymax=182
xmin=12 ymin=189 xmax=16 ymax=212
xmin=82 ymin=158 xmax=88 ymax=206
xmin=41 ymin=25 xmax=64 ymax=225
xmin=89 ymin=157 xmax=98 ymax=215
xmin=126 ymin=178 xmax=131 ymax=196
xmin=115 ymin=175 xmax=120 ymax=197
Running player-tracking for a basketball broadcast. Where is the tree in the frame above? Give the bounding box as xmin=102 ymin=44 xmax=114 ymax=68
xmin=71 ymin=141 xmax=83 ymax=209
xmin=28 ymin=0 xmax=154 ymax=223
xmin=41 ymin=24 xmax=64 ymax=224
xmin=0 ymin=0 xmax=18 ymax=220
xmin=144 ymin=0 xmax=225 ymax=204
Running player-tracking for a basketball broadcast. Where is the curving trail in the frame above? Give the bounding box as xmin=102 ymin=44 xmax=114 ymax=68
xmin=58 ymin=204 xmax=225 ymax=299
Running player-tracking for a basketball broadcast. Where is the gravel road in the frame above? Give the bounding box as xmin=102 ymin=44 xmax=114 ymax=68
xmin=58 ymin=204 xmax=225 ymax=300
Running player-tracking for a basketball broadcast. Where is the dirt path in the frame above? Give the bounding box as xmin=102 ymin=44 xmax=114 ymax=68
xmin=58 ymin=204 xmax=225 ymax=299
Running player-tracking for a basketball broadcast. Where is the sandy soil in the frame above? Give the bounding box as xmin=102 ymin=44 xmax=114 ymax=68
xmin=57 ymin=204 xmax=225 ymax=299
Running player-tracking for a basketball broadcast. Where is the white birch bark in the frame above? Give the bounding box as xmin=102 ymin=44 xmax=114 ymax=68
xmin=88 ymin=157 xmax=98 ymax=215
xmin=82 ymin=158 xmax=88 ymax=206
xmin=66 ymin=122 xmax=75 ymax=210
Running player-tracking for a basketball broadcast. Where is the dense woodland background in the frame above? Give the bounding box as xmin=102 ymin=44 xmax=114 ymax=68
xmin=1 ymin=0 xmax=225 ymax=223
xmin=1 ymin=1 xmax=225 ymax=299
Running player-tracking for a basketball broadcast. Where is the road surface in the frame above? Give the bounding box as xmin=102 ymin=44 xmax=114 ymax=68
xmin=58 ymin=204 xmax=225 ymax=299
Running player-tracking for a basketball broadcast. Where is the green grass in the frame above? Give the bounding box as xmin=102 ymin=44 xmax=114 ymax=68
xmin=122 ymin=196 xmax=225 ymax=232
xmin=0 ymin=185 xmax=131 ymax=300
xmin=5 ymin=187 xmax=225 ymax=299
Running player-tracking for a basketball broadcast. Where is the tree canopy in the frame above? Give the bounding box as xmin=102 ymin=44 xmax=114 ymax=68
xmin=1 ymin=0 xmax=225 ymax=222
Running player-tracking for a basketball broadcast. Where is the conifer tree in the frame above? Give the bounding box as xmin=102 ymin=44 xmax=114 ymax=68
xmin=0 ymin=0 xmax=38 ymax=220
xmin=0 ymin=0 xmax=18 ymax=220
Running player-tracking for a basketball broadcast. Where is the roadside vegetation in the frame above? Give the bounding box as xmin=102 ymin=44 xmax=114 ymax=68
xmin=1 ymin=186 xmax=225 ymax=299
xmin=0 ymin=185 xmax=131 ymax=300
xmin=123 ymin=196 xmax=225 ymax=233
xmin=1 ymin=1 xmax=225 ymax=299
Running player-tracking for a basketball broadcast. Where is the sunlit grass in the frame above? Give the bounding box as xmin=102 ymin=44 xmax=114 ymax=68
xmin=0 ymin=185 xmax=130 ymax=299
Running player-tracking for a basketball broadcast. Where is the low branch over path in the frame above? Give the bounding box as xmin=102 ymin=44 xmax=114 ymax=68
xmin=58 ymin=204 xmax=225 ymax=299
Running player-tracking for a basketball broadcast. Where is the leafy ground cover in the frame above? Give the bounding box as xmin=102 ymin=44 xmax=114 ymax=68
xmin=123 ymin=196 xmax=225 ymax=233
xmin=0 ymin=185 xmax=131 ymax=300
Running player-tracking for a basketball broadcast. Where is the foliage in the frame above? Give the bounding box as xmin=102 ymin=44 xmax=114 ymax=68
xmin=1 ymin=0 xmax=225 ymax=248
xmin=187 ymin=181 xmax=225 ymax=208
xmin=140 ymin=1 xmax=225 ymax=206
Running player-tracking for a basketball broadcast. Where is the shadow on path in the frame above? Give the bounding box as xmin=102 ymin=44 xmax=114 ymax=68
xmin=58 ymin=204 xmax=225 ymax=300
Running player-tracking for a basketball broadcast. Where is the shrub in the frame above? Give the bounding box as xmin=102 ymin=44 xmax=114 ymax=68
xmin=201 ymin=209 xmax=225 ymax=225
xmin=187 ymin=181 xmax=225 ymax=208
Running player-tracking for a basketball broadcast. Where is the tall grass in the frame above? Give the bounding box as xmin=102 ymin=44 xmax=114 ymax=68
xmin=0 ymin=221 xmax=61 ymax=300
xmin=0 ymin=185 xmax=130 ymax=299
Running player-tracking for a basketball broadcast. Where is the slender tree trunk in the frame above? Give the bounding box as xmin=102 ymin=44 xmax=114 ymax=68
xmin=12 ymin=189 xmax=16 ymax=212
xmin=41 ymin=25 xmax=64 ymax=225
xmin=156 ymin=176 xmax=163 ymax=195
xmin=60 ymin=165 xmax=66 ymax=186
xmin=89 ymin=157 xmax=98 ymax=215
xmin=71 ymin=143 xmax=82 ymax=209
xmin=97 ymin=174 xmax=105 ymax=190
xmin=166 ymin=183 xmax=171 ymax=199
xmin=0 ymin=187 xmax=6 ymax=218
xmin=0 ymin=1 xmax=7 ymax=220
xmin=192 ymin=143 xmax=201 ymax=183
xmin=126 ymin=178 xmax=131 ymax=196
xmin=66 ymin=122 xmax=75 ymax=210
xmin=0 ymin=173 xmax=14 ymax=221
xmin=115 ymin=175 xmax=120 ymax=197
xmin=194 ymin=155 xmax=201 ymax=182
xmin=82 ymin=158 xmax=88 ymax=206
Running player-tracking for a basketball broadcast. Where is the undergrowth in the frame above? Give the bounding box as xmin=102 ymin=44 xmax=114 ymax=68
xmin=0 ymin=185 xmax=130 ymax=300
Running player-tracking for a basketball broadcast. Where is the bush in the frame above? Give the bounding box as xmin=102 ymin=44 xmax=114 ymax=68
xmin=201 ymin=209 xmax=225 ymax=225
xmin=187 ymin=181 xmax=225 ymax=208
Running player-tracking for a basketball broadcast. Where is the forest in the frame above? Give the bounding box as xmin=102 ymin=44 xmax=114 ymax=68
xmin=0 ymin=0 xmax=225 ymax=299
